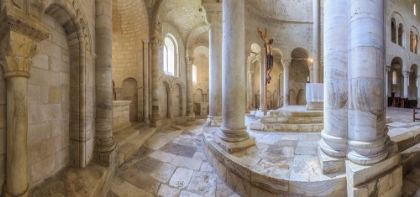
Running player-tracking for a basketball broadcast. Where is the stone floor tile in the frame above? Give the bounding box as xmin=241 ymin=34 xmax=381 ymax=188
xmin=119 ymin=167 xmax=161 ymax=194
xmin=171 ymin=155 xmax=203 ymax=170
xmin=133 ymin=146 xmax=155 ymax=158
xmin=405 ymin=168 xmax=420 ymax=186
xmin=111 ymin=176 xmax=154 ymax=197
xmin=200 ymin=162 xmax=214 ymax=173
xmin=216 ymin=182 xmax=237 ymax=197
xmin=187 ymin=171 xmax=218 ymax=197
xmin=134 ymin=156 xmax=163 ymax=172
xmin=149 ymin=150 xmax=177 ymax=163
xmin=157 ymin=184 xmax=181 ymax=197
xmin=169 ymin=168 xmax=194 ymax=189
xmin=144 ymin=133 xmax=174 ymax=150
xmin=150 ymin=162 xmax=177 ymax=183
xmin=193 ymin=151 xmax=207 ymax=161
xmin=402 ymin=179 xmax=420 ymax=197
xmin=160 ymin=142 xmax=198 ymax=158
xmin=179 ymin=190 xmax=204 ymax=197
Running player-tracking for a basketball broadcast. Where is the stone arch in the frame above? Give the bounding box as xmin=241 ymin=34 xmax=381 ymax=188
xmin=390 ymin=57 xmax=404 ymax=98
xmin=42 ymin=0 xmax=90 ymax=168
xmin=194 ymin=88 xmax=204 ymax=103
xmin=289 ymin=48 xmax=309 ymax=105
xmin=122 ymin=78 xmax=138 ymax=122
xmin=160 ymin=81 xmax=171 ymax=118
xmin=289 ymin=89 xmax=296 ymax=105
xmin=297 ymin=89 xmax=306 ymax=105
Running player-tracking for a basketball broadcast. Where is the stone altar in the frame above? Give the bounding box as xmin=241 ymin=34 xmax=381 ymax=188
xmin=306 ymin=83 xmax=323 ymax=110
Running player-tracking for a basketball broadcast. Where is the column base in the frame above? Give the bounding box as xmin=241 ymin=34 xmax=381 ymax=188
xmin=346 ymin=152 xmax=402 ymax=197
xmin=213 ymin=131 xmax=255 ymax=153
xmin=3 ymin=184 xmax=29 ymax=197
xmin=205 ymin=116 xmax=222 ymax=127
xmin=94 ymin=146 xmax=118 ymax=167
xmin=317 ymin=146 xmax=345 ymax=174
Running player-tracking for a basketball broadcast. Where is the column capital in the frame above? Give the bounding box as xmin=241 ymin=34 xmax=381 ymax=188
xmin=403 ymin=71 xmax=410 ymax=78
xmin=187 ymin=56 xmax=195 ymax=65
xmin=204 ymin=3 xmax=222 ymax=26
xmin=0 ymin=31 xmax=42 ymax=78
xmin=151 ymin=38 xmax=163 ymax=47
xmin=385 ymin=66 xmax=391 ymax=72
xmin=282 ymin=59 xmax=291 ymax=68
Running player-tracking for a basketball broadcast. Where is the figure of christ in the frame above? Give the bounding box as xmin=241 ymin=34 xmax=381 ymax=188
xmin=257 ymin=28 xmax=274 ymax=84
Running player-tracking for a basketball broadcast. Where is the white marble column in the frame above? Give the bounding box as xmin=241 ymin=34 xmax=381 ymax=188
xmin=282 ymin=60 xmax=290 ymax=107
xmin=215 ymin=0 xmax=255 ymax=153
xmin=318 ymin=0 xmax=348 ymax=173
xmin=403 ymin=71 xmax=409 ymax=99
xmin=186 ymin=57 xmax=195 ymax=119
xmin=417 ymin=75 xmax=420 ymax=107
xmin=312 ymin=0 xmax=321 ymax=83
xmin=347 ymin=0 xmax=388 ymax=165
xmin=259 ymin=57 xmax=265 ymax=110
xmin=143 ymin=40 xmax=150 ymax=123
xmin=385 ymin=66 xmax=391 ymax=98
xmin=95 ymin=0 xmax=116 ymax=161
xmin=204 ymin=3 xmax=222 ymax=126
xmin=248 ymin=71 xmax=255 ymax=109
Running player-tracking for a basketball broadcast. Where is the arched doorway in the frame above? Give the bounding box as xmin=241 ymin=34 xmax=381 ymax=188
xmin=289 ymin=48 xmax=309 ymax=105
xmin=122 ymin=78 xmax=138 ymax=122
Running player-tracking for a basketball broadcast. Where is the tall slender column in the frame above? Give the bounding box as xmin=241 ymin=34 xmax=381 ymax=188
xmin=95 ymin=0 xmax=116 ymax=162
xmin=214 ymin=0 xmax=255 ymax=153
xmin=259 ymin=56 xmax=265 ymax=110
xmin=403 ymin=71 xmax=409 ymax=99
xmin=248 ymin=71 xmax=255 ymax=109
xmin=282 ymin=60 xmax=290 ymax=106
xmin=143 ymin=40 xmax=150 ymax=123
xmin=386 ymin=66 xmax=391 ymax=98
xmin=347 ymin=0 xmax=388 ymax=165
xmin=417 ymin=75 xmax=420 ymax=107
xmin=151 ymin=38 xmax=163 ymax=126
xmin=204 ymin=3 xmax=222 ymax=126
xmin=0 ymin=32 xmax=43 ymax=197
xmin=318 ymin=0 xmax=348 ymax=174
xmin=186 ymin=57 xmax=195 ymax=119
xmin=312 ymin=0 xmax=321 ymax=83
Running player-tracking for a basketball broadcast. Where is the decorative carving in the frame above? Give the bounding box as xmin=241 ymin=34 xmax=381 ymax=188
xmin=151 ymin=38 xmax=163 ymax=47
xmin=0 ymin=31 xmax=40 ymax=74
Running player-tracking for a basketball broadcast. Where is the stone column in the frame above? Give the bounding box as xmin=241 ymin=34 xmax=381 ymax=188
xmin=95 ymin=0 xmax=116 ymax=162
xmin=312 ymin=0 xmax=321 ymax=83
xmin=386 ymin=66 xmax=391 ymax=98
xmin=318 ymin=0 xmax=348 ymax=174
xmin=282 ymin=60 xmax=290 ymax=106
xmin=204 ymin=2 xmax=222 ymax=126
xmin=347 ymin=0 xmax=388 ymax=165
xmin=403 ymin=71 xmax=409 ymax=99
xmin=0 ymin=32 xmax=43 ymax=197
xmin=248 ymin=71 xmax=255 ymax=109
xmin=143 ymin=40 xmax=150 ymax=123
xmin=151 ymin=38 xmax=163 ymax=126
xmin=214 ymin=0 xmax=255 ymax=153
xmin=417 ymin=75 xmax=420 ymax=107
xmin=186 ymin=57 xmax=195 ymax=120
xmin=259 ymin=57 xmax=265 ymax=110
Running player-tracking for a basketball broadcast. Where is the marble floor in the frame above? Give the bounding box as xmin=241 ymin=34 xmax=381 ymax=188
xmin=108 ymin=107 xmax=420 ymax=197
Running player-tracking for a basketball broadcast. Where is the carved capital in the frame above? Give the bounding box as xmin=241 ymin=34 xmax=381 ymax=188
xmin=385 ymin=66 xmax=391 ymax=72
xmin=187 ymin=56 xmax=195 ymax=65
xmin=0 ymin=31 xmax=40 ymax=77
xmin=282 ymin=60 xmax=291 ymax=68
xmin=151 ymin=38 xmax=163 ymax=48
xmin=203 ymin=3 xmax=222 ymax=26
xmin=403 ymin=71 xmax=409 ymax=78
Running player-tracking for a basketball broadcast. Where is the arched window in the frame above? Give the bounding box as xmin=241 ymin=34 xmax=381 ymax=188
xmin=391 ymin=19 xmax=396 ymax=43
xmin=415 ymin=3 xmax=417 ymax=16
xmin=162 ymin=34 xmax=179 ymax=76
xmin=416 ymin=35 xmax=418 ymax=54
xmin=192 ymin=65 xmax=197 ymax=84
xmin=393 ymin=71 xmax=397 ymax=85
xmin=408 ymin=75 xmax=410 ymax=86
xmin=398 ymin=24 xmax=404 ymax=47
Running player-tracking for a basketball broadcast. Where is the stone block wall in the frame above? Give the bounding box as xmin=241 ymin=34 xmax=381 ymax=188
xmin=27 ymin=15 xmax=71 ymax=186
xmin=192 ymin=50 xmax=209 ymax=105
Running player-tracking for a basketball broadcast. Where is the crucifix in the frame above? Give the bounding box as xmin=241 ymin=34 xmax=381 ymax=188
xmin=257 ymin=28 xmax=274 ymax=115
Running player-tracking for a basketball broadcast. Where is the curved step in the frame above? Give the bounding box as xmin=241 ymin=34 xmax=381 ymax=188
xmin=250 ymin=122 xmax=323 ymax=132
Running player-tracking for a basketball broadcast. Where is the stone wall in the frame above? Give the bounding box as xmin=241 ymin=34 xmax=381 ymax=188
xmin=0 ymin=65 xmax=5 ymax=196
xmin=28 ymin=15 xmax=70 ymax=186
xmin=192 ymin=49 xmax=209 ymax=105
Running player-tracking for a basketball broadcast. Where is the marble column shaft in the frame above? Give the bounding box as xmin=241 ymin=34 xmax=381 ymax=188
xmin=312 ymin=0 xmax=321 ymax=83
xmin=248 ymin=70 xmax=255 ymax=109
xmin=347 ymin=0 xmax=388 ymax=165
xmin=143 ymin=40 xmax=150 ymax=123
xmin=417 ymin=75 xmax=420 ymax=107
xmin=403 ymin=71 xmax=409 ymax=99
xmin=319 ymin=0 xmax=348 ymax=158
xmin=282 ymin=61 xmax=290 ymax=107
xmin=206 ymin=5 xmax=223 ymax=124
xmin=95 ymin=0 xmax=116 ymax=155
xmin=151 ymin=39 xmax=162 ymax=123
xmin=186 ymin=57 xmax=195 ymax=117
xmin=219 ymin=0 xmax=250 ymax=142
xmin=385 ymin=66 xmax=390 ymax=98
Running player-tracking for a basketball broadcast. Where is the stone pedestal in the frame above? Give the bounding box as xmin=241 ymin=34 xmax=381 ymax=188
xmin=112 ymin=100 xmax=132 ymax=130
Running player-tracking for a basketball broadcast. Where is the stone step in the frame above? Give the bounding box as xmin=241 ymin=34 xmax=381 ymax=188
xmin=114 ymin=123 xmax=156 ymax=166
xmin=401 ymin=143 xmax=420 ymax=175
xmin=387 ymin=122 xmax=420 ymax=152
xmin=268 ymin=109 xmax=323 ymax=118
xmin=250 ymin=121 xmax=323 ymax=132
xmin=260 ymin=116 xmax=323 ymax=124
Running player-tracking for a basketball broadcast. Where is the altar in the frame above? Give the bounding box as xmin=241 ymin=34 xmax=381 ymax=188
xmin=306 ymin=83 xmax=324 ymax=110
